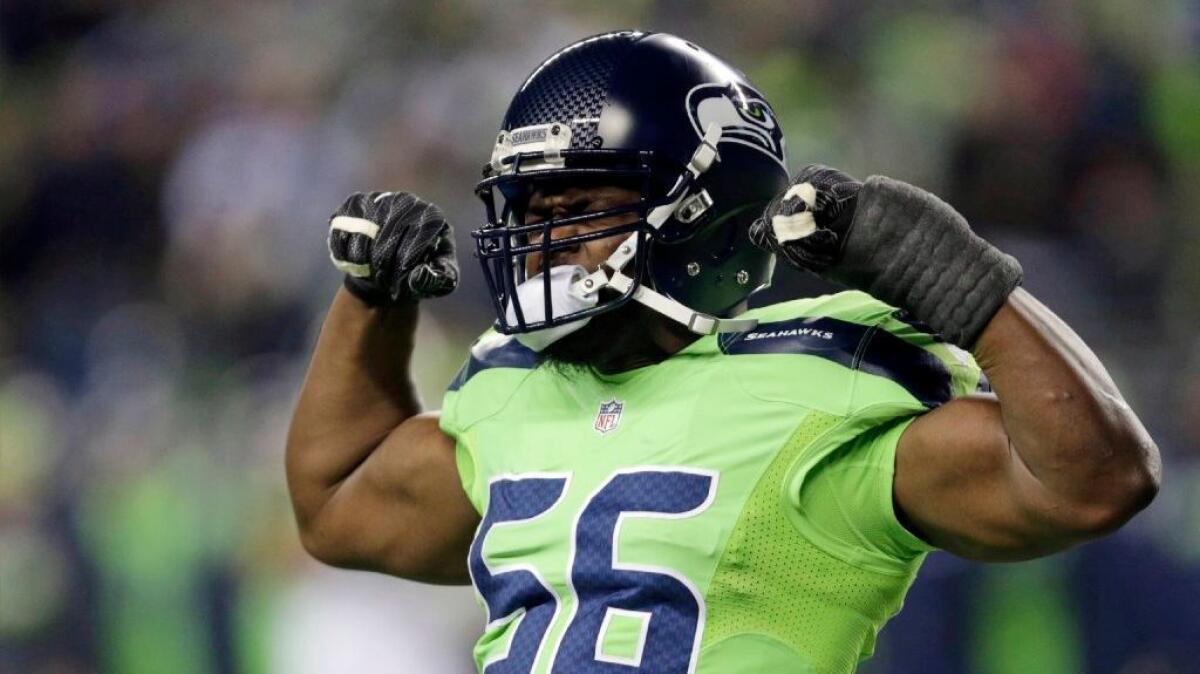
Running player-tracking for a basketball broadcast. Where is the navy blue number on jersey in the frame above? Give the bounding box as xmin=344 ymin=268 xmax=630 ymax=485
xmin=471 ymin=469 xmax=717 ymax=673
xmin=470 ymin=476 xmax=567 ymax=673
xmin=553 ymin=469 xmax=716 ymax=673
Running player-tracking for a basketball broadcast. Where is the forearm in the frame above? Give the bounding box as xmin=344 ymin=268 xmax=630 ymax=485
xmin=972 ymin=288 xmax=1161 ymax=519
xmin=286 ymin=288 xmax=421 ymax=517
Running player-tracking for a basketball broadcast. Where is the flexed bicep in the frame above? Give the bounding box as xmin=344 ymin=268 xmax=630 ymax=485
xmin=294 ymin=413 xmax=479 ymax=583
xmin=894 ymin=395 xmax=1110 ymax=562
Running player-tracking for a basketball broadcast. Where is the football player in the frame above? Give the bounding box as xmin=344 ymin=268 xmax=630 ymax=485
xmin=286 ymin=32 xmax=1160 ymax=673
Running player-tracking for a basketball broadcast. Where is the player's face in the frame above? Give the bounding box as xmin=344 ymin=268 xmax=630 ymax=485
xmin=523 ymin=184 xmax=641 ymax=277
xmin=522 ymin=181 xmax=675 ymax=372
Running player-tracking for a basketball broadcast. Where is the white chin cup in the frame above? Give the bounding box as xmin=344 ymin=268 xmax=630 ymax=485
xmin=506 ymin=265 xmax=600 ymax=352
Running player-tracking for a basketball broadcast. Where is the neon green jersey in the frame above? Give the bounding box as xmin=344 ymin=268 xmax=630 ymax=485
xmin=440 ymin=291 xmax=983 ymax=674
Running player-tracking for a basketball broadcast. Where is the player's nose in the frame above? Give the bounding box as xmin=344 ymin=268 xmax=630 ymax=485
xmin=526 ymin=230 xmax=584 ymax=274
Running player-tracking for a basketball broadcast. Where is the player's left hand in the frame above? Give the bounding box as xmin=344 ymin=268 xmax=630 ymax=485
xmin=748 ymin=164 xmax=862 ymax=275
xmin=750 ymin=164 xmax=1022 ymax=348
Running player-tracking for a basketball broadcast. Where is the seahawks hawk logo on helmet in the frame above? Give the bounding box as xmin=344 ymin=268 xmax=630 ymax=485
xmin=686 ymin=83 xmax=786 ymax=169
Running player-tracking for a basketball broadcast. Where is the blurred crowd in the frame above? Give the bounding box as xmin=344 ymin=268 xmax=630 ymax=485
xmin=1 ymin=1 xmax=1198 ymax=673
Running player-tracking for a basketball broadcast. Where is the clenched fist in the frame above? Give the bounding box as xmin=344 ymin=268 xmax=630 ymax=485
xmin=748 ymin=164 xmax=861 ymax=274
xmin=328 ymin=191 xmax=458 ymax=305
xmin=750 ymin=164 xmax=1022 ymax=348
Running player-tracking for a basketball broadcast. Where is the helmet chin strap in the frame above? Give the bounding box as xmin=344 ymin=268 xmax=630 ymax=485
xmin=570 ymin=123 xmax=760 ymax=335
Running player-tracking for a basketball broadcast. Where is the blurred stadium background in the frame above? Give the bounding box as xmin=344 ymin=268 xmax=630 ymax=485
xmin=1 ymin=1 xmax=1199 ymax=672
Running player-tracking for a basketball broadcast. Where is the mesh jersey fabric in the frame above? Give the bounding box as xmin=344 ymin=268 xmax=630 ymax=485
xmin=440 ymin=291 xmax=983 ymax=673
xmin=793 ymin=416 xmax=935 ymax=569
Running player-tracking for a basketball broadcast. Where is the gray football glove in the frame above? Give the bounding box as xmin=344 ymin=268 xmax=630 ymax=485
xmin=328 ymin=191 xmax=458 ymax=305
xmin=751 ymin=164 xmax=1022 ymax=348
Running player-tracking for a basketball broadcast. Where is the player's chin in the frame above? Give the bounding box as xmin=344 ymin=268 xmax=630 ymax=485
xmin=539 ymin=296 xmax=638 ymax=372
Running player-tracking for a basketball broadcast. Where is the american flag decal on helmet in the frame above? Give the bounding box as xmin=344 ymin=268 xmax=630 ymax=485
xmin=593 ymin=399 xmax=624 ymax=435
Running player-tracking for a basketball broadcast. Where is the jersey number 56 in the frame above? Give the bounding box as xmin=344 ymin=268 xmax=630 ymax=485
xmin=469 ymin=468 xmax=719 ymax=673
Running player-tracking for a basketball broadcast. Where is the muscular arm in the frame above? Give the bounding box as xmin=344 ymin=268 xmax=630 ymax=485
xmin=895 ymin=288 xmax=1162 ymax=561
xmin=285 ymin=288 xmax=479 ymax=583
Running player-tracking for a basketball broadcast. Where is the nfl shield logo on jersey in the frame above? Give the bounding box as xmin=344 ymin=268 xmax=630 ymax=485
xmin=593 ymin=399 xmax=624 ymax=435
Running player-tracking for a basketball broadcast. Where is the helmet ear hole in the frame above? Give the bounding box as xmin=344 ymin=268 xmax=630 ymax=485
xmin=648 ymin=201 xmax=774 ymax=317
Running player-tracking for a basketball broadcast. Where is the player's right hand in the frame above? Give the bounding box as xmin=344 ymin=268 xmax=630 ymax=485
xmin=327 ymin=191 xmax=458 ymax=305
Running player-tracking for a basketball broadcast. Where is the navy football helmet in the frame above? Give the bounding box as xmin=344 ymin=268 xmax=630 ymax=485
xmin=474 ymin=31 xmax=788 ymax=335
